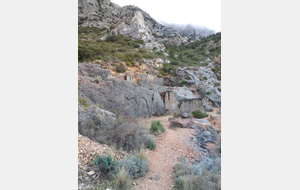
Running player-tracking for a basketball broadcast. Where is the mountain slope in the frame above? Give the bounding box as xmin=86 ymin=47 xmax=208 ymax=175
xmin=78 ymin=0 xmax=188 ymax=45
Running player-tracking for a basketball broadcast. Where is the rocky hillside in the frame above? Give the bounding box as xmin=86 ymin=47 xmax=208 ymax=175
xmin=78 ymin=1 xmax=221 ymax=189
xmin=158 ymin=21 xmax=216 ymax=41
xmin=78 ymin=0 xmax=189 ymax=46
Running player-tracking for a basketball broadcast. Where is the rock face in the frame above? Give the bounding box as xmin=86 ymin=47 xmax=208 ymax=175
xmin=79 ymin=77 xmax=165 ymax=118
xmin=176 ymin=68 xmax=201 ymax=87
xmin=205 ymin=86 xmax=221 ymax=107
xmin=160 ymin=87 xmax=202 ymax=114
xmin=138 ymin=79 xmax=169 ymax=93
xmin=198 ymin=67 xmax=221 ymax=88
xmin=79 ymin=62 xmax=114 ymax=80
xmin=78 ymin=0 xmax=203 ymax=46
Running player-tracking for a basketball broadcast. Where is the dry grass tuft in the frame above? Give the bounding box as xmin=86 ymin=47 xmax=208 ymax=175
xmin=116 ymin=167 xmax=131 ymax=190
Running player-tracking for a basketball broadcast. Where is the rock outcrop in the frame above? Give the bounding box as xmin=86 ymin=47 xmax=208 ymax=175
xmin=79 ymin=77 xmax=165 ymax=118
xmin=160 ymin=87 xmax=202 ymax=114
xmin=79 ymin=62 xmax=114 ymax=80
xmin=78 ymin=0 xmax=199 ymax=46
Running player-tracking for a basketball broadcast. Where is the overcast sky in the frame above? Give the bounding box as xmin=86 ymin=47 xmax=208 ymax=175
xmin=111 ymin=0 xmax=221 ymax=32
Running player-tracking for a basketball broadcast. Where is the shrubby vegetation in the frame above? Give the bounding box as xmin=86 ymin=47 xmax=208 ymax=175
xmin=145 ymin=137 xmax=156 ymax=150
xmin=78 ymin=97 xmax=90 ymax=107
xmin=157 ymin=32 xmax=221 ymax=76
xmin=150 ymin=120 xmax=166 ymax=134
xmin=192 ymin=109 xmax=208 ymax=118
xmin=116 ymin=63 xmax=126 ymax=73
xmin=78 ymin=27 xmax=166 ymax=62
xmin=95 ymin=115 xmax=149 ymax=152
xmin=173 ymin=156 xmax=221 ymax=190
xmin=110 ymin=149 xmax=149 ymax=179
xmin=94 ymin=155 xmax=117 ymax=174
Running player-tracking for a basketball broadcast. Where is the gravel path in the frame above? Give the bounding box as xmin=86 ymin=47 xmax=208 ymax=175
xmin=133 ymin=115 xmax=197 ymax=190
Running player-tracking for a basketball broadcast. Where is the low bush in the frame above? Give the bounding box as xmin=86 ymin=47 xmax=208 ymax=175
xmin=116 ymin=63 xmax=126 ymax=73
xmin=206 ymin=91 xmax=212 ymax=95
xmin=110 ymin=155 xmax=149 ymax=179
xmin=94 ymin=155 xmax=116 ymax=174
xmin=173 ymin=156 xmax=221 ymax=190
xmin=78 ymin=98 xmax=90 ymax=107
xmin=203 ymin=77 xmax=208 ymax=80
xmin=192 ymin=109 xmax=208 ymax=118
xmin=211 ymin=68 xmax=216 ymax=72
xmin=217 ymin=87 xmax=221 ymax=92
xmin=180 ymin=80 xmax=186 ymax=85
xmin=145 ymin=137 xmax=156 ymax=150
xmin=150 ymin=120 xmax=165 ymax=134
xmin=126 ymin=62 xmax=132 ymax=67
xmin=95 ymin=115 xmax=149 ymax=152
xmin=168 ymin=117 xmax=173 ymax=121
xmin=116 ymin=167 xmax=131 ymax=190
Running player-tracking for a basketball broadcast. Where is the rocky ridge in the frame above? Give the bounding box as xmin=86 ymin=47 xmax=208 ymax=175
xmin=78 ymin=0 xmax=215 ymax=48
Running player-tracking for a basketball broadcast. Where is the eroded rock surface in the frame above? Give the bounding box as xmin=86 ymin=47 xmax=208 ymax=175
xmin=79 ymin=77 xmax=165 ymax=118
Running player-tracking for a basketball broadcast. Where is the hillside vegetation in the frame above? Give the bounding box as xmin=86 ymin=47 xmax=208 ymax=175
xmin=78 ymin=26 xmax=221 ymax=75
xmin=78 ymin=26 xmax=167 ymax=63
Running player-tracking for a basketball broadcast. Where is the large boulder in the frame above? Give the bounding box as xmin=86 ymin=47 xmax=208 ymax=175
xmin=78 ymin=77 xmax=165 ymax=118
xmin=160 ymin=87 xmax=202 ymax=114
xmin=170 ymin=118 xmax=192 ymax=128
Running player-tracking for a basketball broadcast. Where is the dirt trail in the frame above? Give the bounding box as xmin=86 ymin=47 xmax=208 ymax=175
xmin=133 ymin=115 xmax=197 ymax=190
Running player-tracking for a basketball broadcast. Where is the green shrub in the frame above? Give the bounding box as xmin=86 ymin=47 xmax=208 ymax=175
xmin=180 ymin=80 xmax=186 ymax=85
xmin=211 ymin=68 xmax=216 ymax=72
xmin=126 ymin=62 xmax=132 ymax=67
xmin=110 ymin=155 xmax=149 ymax=179
xmin=118 ymin=48 xmax=126 ymax=52
xmin=94 ymin=155 xmax=116 ymax=174
xmin=192 ymin=109 xmax=208 ymax=118
xmin=204 ymin=77 xmax=208 ymax=80
xmin=217 ymin=87 xmax=221 ymax=92
xmin=150 ymin=120 xmax=165 ymax=134
xmin=116 ymin=63 xmax=126 ymax=73
xmin=139 ymin=49 xmax=146 ymax=53
xmin=78 ymin=98 xmax=90 ymax=107
xmin=158 ymin=74 xmax=162 ymax=78
xmin=206 ymin=91 xmax=212 ymax=95
xmin=168 ymin=117 xmax=173 ymax=121
xmin=146 ymin=137 xmax=156 ymax=150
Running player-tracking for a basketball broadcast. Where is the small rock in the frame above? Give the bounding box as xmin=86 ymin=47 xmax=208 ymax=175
xmin=87 ymin=171 xmax=95 ymax=176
